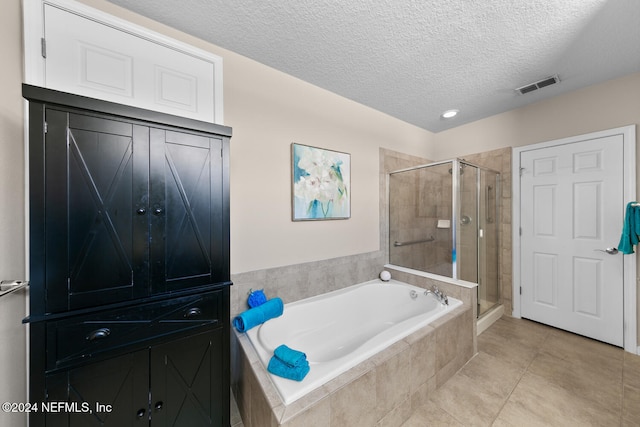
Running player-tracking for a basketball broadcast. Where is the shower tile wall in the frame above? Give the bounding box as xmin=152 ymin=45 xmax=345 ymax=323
xmin=462 ymin=148 xmax=513 ymax=316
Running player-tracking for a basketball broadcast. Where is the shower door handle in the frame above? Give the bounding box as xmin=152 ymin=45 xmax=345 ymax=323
xmin=594 ymin=247 xmax=619 ymax=255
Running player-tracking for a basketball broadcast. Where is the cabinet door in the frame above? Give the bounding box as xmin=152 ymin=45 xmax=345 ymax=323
xmin=149 ymin=129 xmax=226 ymax=294
xmin=45 ymin=109 xmax=150 ymax=312
xmin=41 ymin=3 xmax=222 ymax=124
xmin=150 ymin=329 xmax=226 ymax=426
xmin=45 ymin=351 xmax=149 ymax=427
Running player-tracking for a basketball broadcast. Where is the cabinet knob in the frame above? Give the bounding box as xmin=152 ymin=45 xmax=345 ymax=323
xmin=185 ymin=307 xmax=202 ymax=318
xmin=136 ymin=208 xmax=147 ymax=215
xmin=136 ymin=408 xmax=146 ymax=418
xmin=154 ymin=401 xmax=164 ymax=411
xmin=86 ymin=328 xmax=111 ymax=341
xmin=153 ymin=207 xmax=164 ymax=216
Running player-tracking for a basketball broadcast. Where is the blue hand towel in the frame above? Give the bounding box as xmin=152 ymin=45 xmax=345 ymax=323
xmin=233 ymin=297 xmax=284 ymax=332
xmin=619 ymin=202 xmax=640 ymax=254
xmin=247 ymin=289 xmax=268 ymax=308
xmin=267 ymin=355 xmax=310 ymax=381
xmin=274 ymin=344 xmax=307 ymax=368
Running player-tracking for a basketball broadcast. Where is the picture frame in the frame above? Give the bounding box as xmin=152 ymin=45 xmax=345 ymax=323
xmin=291 ymin=143 xmax=350 ymax=221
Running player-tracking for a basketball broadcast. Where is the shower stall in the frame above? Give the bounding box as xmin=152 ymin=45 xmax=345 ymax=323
xmin=388 ymin=159 xmax=501 ymax=318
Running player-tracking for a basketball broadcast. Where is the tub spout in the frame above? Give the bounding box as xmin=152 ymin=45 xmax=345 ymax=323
xmin=424 ymin=286 xmax=448 ymax=305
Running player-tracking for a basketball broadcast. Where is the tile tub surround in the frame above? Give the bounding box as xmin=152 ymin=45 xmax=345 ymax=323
xmin=231 ymin=281 xmax=476 ymax=427
xmin=384 ymin=265 xmax=479 ymax=354
xmin=230 ymin=251 xmax=386 ymax=317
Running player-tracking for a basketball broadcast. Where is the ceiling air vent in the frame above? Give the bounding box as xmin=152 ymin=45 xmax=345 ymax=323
xmin=515 ymin=75 xmax=560 ymax=95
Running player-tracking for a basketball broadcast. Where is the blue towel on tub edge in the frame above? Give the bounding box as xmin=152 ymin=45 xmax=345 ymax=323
xmin=268 ymin=355 xmax=310 ymax=381
xmin=274 ymin=344 xmax=307 ymax=368
xmin=232 ymin=297 xmax=284 ymax=332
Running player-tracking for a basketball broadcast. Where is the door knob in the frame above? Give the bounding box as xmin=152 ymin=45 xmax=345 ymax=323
xmin=595 ymin=247 xmax=619 ymax=255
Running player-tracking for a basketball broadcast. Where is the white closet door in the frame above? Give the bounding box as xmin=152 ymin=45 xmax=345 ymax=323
xmin=43 ymin=3 xmax=219 ymax=123
xmin=520 ymin=134 xmax=625 ymax=346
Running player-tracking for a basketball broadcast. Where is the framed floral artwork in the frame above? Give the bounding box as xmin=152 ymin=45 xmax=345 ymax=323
xmin=291 ymin=143 xmax=350 ymax=220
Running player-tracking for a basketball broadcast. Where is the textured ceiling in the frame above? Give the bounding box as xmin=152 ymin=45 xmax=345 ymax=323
xmin=106 ymin=0 xmax=640 ymax=132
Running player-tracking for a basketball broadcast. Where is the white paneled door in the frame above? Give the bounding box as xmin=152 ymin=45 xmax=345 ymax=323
xmin=520 ymin=134 xmax=625 ymax=346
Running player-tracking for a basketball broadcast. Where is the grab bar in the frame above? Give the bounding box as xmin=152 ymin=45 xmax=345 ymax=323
xmin=393 ymin=236 xmax=435 ymax=247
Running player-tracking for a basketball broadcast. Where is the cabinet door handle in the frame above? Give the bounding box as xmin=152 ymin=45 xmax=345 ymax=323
xmin=153 ymin=207 xmax=164 ymax=216
xmin=86 ymin=328 xmax=111 ymax=341
xmin=136 ymin=208 xmax=147 ymax=215
xmin=136 ymin=408 xmax=146 ymax=418
xmin=185 ymin=307 xmax=202 ymax=318
xmin=154 ymin=401 xmax=164 ymax=411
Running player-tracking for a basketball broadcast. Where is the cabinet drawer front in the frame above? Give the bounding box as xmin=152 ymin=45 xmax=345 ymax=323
xmin=48 ymin=291 xmax=221 ymax=370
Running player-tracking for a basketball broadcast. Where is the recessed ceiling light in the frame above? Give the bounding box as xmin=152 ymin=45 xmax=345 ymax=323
xmin=441 ymin=109 xmax=459 ymax=119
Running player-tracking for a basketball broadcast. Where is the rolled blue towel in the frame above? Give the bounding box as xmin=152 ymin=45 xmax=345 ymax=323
xmin=247 ymin=289 xmax=268 ymax=308
xmin=267 ymin=355 xmax=310 ymax=381
xmin=274 ymin=344 xmax=307 ymax=368
xmin=233 ymin=297 xmax=284 ymax=332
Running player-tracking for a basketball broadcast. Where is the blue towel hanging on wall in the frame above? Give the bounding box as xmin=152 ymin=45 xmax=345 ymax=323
xmin=618 ymin=202 xmax=640 ymax=254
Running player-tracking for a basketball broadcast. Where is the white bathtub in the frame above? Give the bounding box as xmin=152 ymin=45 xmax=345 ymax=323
xmin=245 ymin=278 xmax=463 ymax=405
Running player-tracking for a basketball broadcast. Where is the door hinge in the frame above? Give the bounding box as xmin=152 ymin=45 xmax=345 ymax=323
xmin=44 ymin=121 xmax=48 ymax=134
xmin=519 ymin=167 xmax=524 ymax=176
xmin=41 ymin=38 xmax=46 ymax=58
xmin=520 ymin=286 xmax=522 ymax=295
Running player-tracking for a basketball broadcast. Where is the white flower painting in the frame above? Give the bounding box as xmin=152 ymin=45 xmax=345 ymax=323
xmin=292 ymin=143 xmax=350 ymax=220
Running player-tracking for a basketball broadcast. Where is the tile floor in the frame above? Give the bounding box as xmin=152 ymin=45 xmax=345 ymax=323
xmin=402 ymin=316 xmax=640 ymax=426
xmin=232 ymin=316 xmax=640 ymax=426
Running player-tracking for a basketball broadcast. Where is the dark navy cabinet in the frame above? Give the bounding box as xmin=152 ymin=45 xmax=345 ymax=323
xmin=44 ymin=328 xmax=224 ymax=427
xmin=24 ymin=85 xmax=231 ymax=427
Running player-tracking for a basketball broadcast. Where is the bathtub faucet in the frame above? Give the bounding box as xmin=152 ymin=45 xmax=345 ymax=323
xmin=425 ymin=286 xmax=449 ymax=305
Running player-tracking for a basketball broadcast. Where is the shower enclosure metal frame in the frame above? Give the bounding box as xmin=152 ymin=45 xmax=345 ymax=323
xmin=388 ymin=158 xmax=501 ymax=317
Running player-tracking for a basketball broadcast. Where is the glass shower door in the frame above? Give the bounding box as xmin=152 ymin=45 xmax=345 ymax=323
xmin=389 ymin=163 xmax=453 ymax=277
xmin=457 ymin=163 xmax=479 ymax=283
xmin=458 ymin=162 xmax=500 ymax=317
xmin=478 ymin=169 xmax=500 ymax=316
